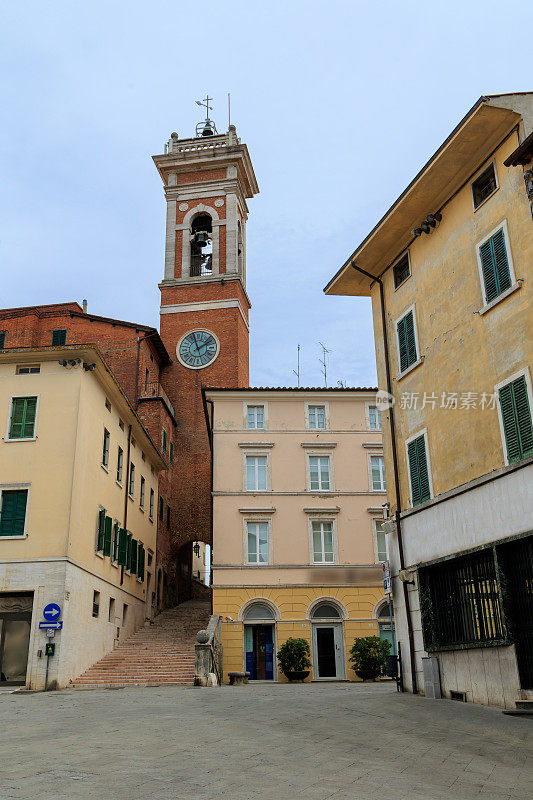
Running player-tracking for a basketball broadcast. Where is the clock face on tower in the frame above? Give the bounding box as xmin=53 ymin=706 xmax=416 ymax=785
xmin=177 ymin=329 xmax=220 ymax=369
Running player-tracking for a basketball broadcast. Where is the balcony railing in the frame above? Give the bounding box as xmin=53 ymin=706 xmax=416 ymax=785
xmin=190 ymin=254 xmax=213 ymax=277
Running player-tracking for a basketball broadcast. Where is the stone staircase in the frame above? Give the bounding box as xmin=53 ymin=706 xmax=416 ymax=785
xmin=71 ymin=599 xmax=211 ymax=688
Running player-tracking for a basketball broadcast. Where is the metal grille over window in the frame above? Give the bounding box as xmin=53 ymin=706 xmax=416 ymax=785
xmin=420 ymin=549 xmax=505 ymax=650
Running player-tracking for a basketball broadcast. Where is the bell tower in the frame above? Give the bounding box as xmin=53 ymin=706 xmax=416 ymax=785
xmin=153 ymin=106 xmax=259 ymax=600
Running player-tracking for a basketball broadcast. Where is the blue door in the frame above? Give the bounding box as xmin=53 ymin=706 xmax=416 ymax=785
xmin=245 ymin=625 xmax=274 ymax=680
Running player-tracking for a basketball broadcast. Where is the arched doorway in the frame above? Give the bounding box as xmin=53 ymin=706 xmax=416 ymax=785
xmin=310 ymin=602 xmax=345 ymax=680
xmin=243 ymin=602 xmax=275 ymax=681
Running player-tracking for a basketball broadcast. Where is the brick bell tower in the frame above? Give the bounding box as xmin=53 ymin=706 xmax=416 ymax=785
xmin=153 ymin=104 xmax=259 ymax=601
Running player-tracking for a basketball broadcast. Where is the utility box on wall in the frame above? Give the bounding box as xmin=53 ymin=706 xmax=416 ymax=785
xmin=422 ymin=656 xmax=442 ymax=699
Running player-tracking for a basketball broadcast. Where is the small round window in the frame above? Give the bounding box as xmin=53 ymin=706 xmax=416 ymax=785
xmin=311 ymin=603 xmax=341 ymax=619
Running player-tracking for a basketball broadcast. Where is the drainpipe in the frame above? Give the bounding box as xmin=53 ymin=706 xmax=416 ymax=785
xmin=121 ymin=424 xmax=132 ymax=587
xmin=202 ymin=389 xmax=215 ymax=616
xmin=351 ymin=263 xmax=418 ymax=694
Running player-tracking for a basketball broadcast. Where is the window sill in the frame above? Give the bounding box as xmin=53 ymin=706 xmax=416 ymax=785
xmin=246 ymin=562 xmax=271 ymax=567
xmin=149 ymin=515 xmax=154 ymax=523
xmin=139 ymin=506 xmax=145 ymax=513
xmin=0 ymin=533 xmax=27 ymax=540
xmin=397 ymin=357 xmax=424 ymax=382
xmin=308 ymin=488 xmax=333 ymax=493
xmin=95 ymin=551 xmax=105 ymax=559
xmin=111 ymin=560 xmax=119 ymax=568
xmin=116 ymin=480 xmax=123 ymax=488
xmin=478 ymin=282 xmax=522 ymax=315
xmin=128 ymin=493 xmax=134 ymax=501
xmin=4 ymin=437 xmax=37 ymax=443
xmin=101 ymin=464 xmax=109 ymax=474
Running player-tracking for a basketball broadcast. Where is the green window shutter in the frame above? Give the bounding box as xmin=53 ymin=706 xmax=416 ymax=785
xmin=126 ymin=533 xmax=132 ymax=570
xmin=10 ymin=397 xmax=37 ymax=439
xmin=130 ymin=538 xmax=138 ymax=574
xmin=499 ymin=377 xmax=533 ymax=463
xmin=0 ymin=490 xmax=28 ymax=536
xmin=112 ymin=522 xmax=120 ymax=561
xmin=408 ymin=435 xmax=431 ymax=507
xmin=137 ymin=544 xmax=145 ymax=580
xmin=479 ymin=229 xmax=511 ymax=304
xmin=117 ymin=528 xmax=128 ymax=566
xmin=97 ymin=508 xmax=106 ymax=551
xmin=397 ymin=311 xmax=417 ymax=373
xmin=103 ymin=515 xmax=112 ymax=556
xmin=162 ymin=429 xmax=167 ymax=453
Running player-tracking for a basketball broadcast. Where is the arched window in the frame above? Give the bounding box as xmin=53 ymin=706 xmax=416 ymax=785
xmin=243 ymin=603 xmax=275 ymax=621
xmin=190 ymin=214 xmax=213 ymax=277
xmin=378 ymin=604 xmax=391 ymax=619
xmin=311 ymin=603 xmax=341 ymax=619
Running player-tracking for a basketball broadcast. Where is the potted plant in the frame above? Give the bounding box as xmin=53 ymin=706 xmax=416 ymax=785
xmin=277 ymin=637 xmax=311 ymax=682
xmin=349 ymin=636 xmax=390 ymax=681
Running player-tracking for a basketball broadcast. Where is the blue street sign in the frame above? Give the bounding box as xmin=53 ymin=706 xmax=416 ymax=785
xmin=43 ymin=603 xmax=61 ymax=621
xmin=39 ymin=621 xmax=63 ymax=630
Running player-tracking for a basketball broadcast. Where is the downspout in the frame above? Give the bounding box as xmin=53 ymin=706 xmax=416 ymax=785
xmin=201 ymin=389 xmax=215 ymax=616
xmin=351 ymin=263 xmax=418 ymax=694
xmin=121 ymin=424 xmax=132 ymax=587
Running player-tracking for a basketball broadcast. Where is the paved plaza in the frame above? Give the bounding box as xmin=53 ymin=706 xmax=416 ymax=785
xmin=1 ymin=682 xmax=532 ymax=800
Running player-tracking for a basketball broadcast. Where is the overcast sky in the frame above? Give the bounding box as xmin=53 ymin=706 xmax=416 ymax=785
xmin=1 ymin=1 xmax=529 ymax=388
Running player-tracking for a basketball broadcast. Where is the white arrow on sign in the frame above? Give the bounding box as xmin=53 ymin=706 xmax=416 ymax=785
xmin=48 ymin=607 xmax=60 ymax=617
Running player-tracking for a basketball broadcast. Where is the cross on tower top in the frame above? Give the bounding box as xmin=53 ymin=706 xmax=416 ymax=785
xmin=195 ymin=95 xmax=217 ymax=137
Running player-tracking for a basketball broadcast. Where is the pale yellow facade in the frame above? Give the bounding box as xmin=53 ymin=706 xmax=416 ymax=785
xmin=0 ymin=347 xmax=165 ymax=689
xmin=206 ymin=389 xmax=389 ymax=683
xmin=325 ymin=94 xmax=533 ymax=707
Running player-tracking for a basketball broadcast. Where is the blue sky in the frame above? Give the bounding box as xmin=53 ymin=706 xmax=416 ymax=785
xmin=1 ymin=1 xmax=529 ymax=388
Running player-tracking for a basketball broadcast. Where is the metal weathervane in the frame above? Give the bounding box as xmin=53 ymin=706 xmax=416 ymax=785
xmin=195 ymin=95 xmax=217 ymax=137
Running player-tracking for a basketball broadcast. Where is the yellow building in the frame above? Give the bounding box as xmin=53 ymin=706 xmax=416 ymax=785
xmin=325 ymin=93 xmax=533 ymax=709
xmin=0 ymin=346 xmax=166 ymax=689
xmin=203 ymin=387 xmax=390 ymax=683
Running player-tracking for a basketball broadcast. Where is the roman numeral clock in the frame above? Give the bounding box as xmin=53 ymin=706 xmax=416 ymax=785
xmin=177 ymin=330 xmax=219 ymax=369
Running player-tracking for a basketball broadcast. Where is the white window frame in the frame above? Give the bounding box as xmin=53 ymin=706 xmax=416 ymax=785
xmin=243 ymin=517 xmax=273 ymax=565
xmin=116 ymin=446 xmax=124 ymax=486
xmin=306 ymin=453 xmax=334 ymax=492
xmin=102 ymin=427 xmax=110 ymax=471
xmin=0 ymin=483 xmax=31 ymax=540
xmin=243 ymin=451 xmax=271 ymax=492
xmin=365 ymin=402 xmax=382 ymax=430
xmin=308 ymin=518 xmax=338 ymax=565
xmin=368 ymin=452 xmax=386 ymax=492
xmin=405 ymin=427 xmax=434 ymax=507
xmin=494 ymin=367 xmax=533 ymax=467
xmin=471 ymin=159 xmax=499 ymax=213
xmin=305 ymin=401 xmax=330 ymax=430
xmin=244 ymin=402 xmax=268 ymax=430
xmin=128 ymin=462 xmax=135 ymax=499
xmin=373 ymin=518 xmax=388 ymax=563
xmin=475 ymin=219 xmax=518 ymax=312
xmin=395 ymin=304 xmax=422 ymax=380
xmin=139 ymin=475 xmax=146 ymax=511
xmin=392 ymin=250 xmax=411 ymax=291
xmin=5 ymin=395 xmax=40 ymax=443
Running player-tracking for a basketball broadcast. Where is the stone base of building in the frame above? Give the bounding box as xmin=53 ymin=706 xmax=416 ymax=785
xmin=0 ymin=559 xmax=149 ymax=690
xmin=213 ymin=585 xmax=389 ymax=684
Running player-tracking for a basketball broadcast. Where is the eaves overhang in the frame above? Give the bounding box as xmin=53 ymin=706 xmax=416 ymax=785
xmin=324 ymin=95 xmax=527 ymax=298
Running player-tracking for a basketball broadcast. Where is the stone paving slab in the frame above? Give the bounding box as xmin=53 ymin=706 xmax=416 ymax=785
xmin=0 ymin=682 xmax=531 ymax=799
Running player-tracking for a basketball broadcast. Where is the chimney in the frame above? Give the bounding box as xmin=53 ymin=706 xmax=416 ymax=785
xmin=82 ymin=299 xmax=87 ymax=314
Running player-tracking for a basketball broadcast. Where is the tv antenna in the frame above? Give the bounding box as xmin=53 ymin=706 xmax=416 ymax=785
xmin=292 ymin=344 xmax=301 ymax=387
xmin=318 ymin=342 xmax=332 ymax=387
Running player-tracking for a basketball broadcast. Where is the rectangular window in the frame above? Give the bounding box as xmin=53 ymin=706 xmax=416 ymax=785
xmin=308 ymin=406 xmax=326 ymax=429
xmin=122 ymin=603 xmax=128 ymax=626
xmin=103 ymin=515 xmax=112 ymax=557
xmin=397 ymin=309 xmax=418 ymax=374
xmin=137 ymin=543 xmax=145 ymax=580
xmin=420 ymin=549 xmax=504 ymax=650
xmin=0 ymin=489 xmax=28 ymax=537
xmin=92 ymin=590 xmax=100 ymax=618
xmin=102 ymin=429 xmax=110 ymax=468
xmin=129 ymin=538 xmax=138 ymax=575
xmin=246 ymin=456 xmax=268 ymax=491
xmin=478 ymin=226 xmax=512 ymax=305
xmin=247 ymin=521 xmax=268 ymax=564
xmin=128 ymin=463 xmax=135 ymax=497
xmin=166 ymin=505 xmax=170 ymax=530
xmin=159 ymin=496 xmax=164 ymax=521
xmin=0 ymin=332 xmax=5 ymax=349
xmin=407 ymin=434 xmax=431 ymax=506
xmin=472 ymin=163 xmax=497 ymax=210
xmin=393 ymin=253 xmax=411 ymax=289
xmin=16 ymin=364 xmax=40 ymax=375
xmin=370 ymin=455 xmax=386 ymax=491
xmin=8 ymin=396 xmax=37 ymax=440
xmin=105 ymin=398 xmax=111 ymax=412
xmin=368 ymin=406 xmax=381 ymax=430
xmin=162 ymin=429 xmax=167 ymax=454
xmin=498 ymin=375 xmax=533 ymax=463
xmin=144 ymin=368 xmax=149 ymax=393
xmin=118 ymin=418 xmax=124 ymax=431
xmin=140 ymin=476 xmax=145 ymax=509
xmin=149 ymin=488 xmax=155 ymax=520
xmin=108 ymin=597 xmax=115 ymax=623
xmin=52 ymin=329 xmax=67 ymax=346
xmin=309 ymin=456 xmax=330 ymax=491
xmin=375 ymin=521 xmax=387 ymax=562
xmin=247 ymin=406 xmax=264 ymax=429
xmin=169 ymin=441 xmax=173 ymax=464
xmin=116 ymin=447 xmax=123 ymax=483
xmin=312 ymin=520 xmax=334 ymax=563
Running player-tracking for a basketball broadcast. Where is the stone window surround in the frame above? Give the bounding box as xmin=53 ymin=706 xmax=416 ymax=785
xmin=0 ymin=483 xmax=31 ymax=540
xmin=242 ymin=514 xmax=274 ymax=566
